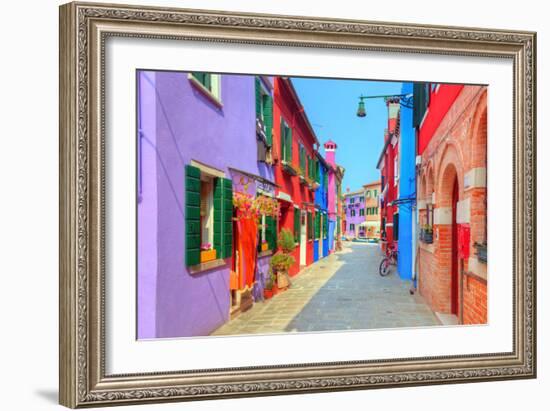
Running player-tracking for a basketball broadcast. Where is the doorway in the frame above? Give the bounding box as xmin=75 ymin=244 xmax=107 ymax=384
xmin=451 ymin=178 xmax=459 ymax=315
xmin=300 ymin=210 xmax=307 ymax=266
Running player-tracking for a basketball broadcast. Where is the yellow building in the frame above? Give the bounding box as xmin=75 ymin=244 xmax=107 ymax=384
xmin=360 ymin=181 xmax=381 ymax=240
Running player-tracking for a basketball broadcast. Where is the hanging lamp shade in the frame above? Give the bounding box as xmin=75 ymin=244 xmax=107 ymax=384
xmin=356 ymin=98 xmax=366 ymax=117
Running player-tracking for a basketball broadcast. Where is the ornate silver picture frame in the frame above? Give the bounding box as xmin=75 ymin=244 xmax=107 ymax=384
xmin=59 ymin=1 xmax=536 ymax=408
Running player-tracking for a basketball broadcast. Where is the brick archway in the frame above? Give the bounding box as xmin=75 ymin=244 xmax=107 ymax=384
xmin=434 ymin=143 xmax=464 ymax=314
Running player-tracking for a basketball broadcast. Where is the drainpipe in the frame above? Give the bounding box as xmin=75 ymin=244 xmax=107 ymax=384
xmin=137 ymin=71 xmax=143 ymax=203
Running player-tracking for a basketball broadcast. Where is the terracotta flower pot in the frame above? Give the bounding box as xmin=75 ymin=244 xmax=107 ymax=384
xmin=263 ymin=289 xmax=273 ymax=299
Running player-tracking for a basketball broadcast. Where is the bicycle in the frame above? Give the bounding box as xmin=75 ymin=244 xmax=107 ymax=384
xmin=379 ymin=242 xmax=397 ymax=276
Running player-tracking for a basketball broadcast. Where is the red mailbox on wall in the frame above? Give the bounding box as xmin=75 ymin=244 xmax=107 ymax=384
xmin=458 ymin=224 xmax=471 ymax=259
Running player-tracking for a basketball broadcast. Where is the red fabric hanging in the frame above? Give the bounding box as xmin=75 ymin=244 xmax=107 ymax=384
xmin=237 ymin=217 xmax=258 ymax=288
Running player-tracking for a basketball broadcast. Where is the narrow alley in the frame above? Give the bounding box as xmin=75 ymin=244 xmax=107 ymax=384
xmin=213 ymin=243 xmax=440 ymax=336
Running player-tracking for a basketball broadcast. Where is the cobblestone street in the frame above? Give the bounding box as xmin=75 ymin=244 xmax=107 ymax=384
xmin=212 ymin=243 xmax=440 ymax=336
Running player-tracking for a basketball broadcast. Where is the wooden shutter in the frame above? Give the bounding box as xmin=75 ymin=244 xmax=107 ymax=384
xmin=185 ymin=165 xmax=201 ymax=267
xmin=280 ymin=117 xmax=286 ymax=162
xmin=265 ymin=215 xmax=276 ymax=251
xmin=315 ymin=211 xmax=321 ymax=239
xmin=213 ymin=177 xmax=234 ymax=259
xmin=323 ymin=213 xmax=328 ymax=238
xmin=413 ymin=82 xmax=428 ymax=127
xmin=213 ymin=177 xmax=223 ymax=258
xmin=264 ymin=94 xmax=273 ymax=147
xmin=286 ymin=126 xmax=293 ymax=164
xmin=222 ymin=178 xmax=233 ymax=258
xmin=307 ymin=211 xmax=313 ymax=240
xmin=294 ymin=207 xmax=300 ymax=243
xmin=255 ymin=77 xmax=262 ymax=118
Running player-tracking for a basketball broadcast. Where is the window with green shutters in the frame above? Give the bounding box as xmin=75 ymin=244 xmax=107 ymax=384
xmin=256 ymin=77 xmax=273 ymax=146
xmin=191 ymin=72 xmax=212 ymax=90
xmin=294 ymin=207 xmax=301 ymax=243
xmin=280 ymin=117 xmax=292 ymax=164
xmin=185 ymin=165 xmax=202 ymax=267
xmin=315 ymin=158 xmax=321 ymax=183
xmin=323 ymin=213 xmax=328 ymax=239
xmin=185 ymin=165 xmax=233 ymax=268
xmin=299 ymin=144 xmax=306 ymax=175
xmin=307 ymin=211 xmax=313 ymax=240
xmin=314 ymin=211 xmax=321 ymax=239
xmin=337 ymin=216 xmax=341 ymax=235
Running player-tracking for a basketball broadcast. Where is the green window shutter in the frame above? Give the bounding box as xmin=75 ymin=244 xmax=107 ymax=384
xmin=294 ymin=208 xmax=300 ymax=243
xmin=255 ymin=77 xmax=262 ymax=118
xmin=185 ymin=165 xmax=201 ymax=267
xmin=307 ymin=211 xmax=313 ymax=240
xmin=213 ymin=177 xmax=233 ymax=259
xmin=222 ymin=178 xmax=233 ymax=258
xmin=213 ymin=177 xmax=223 ymax=258
xmin=265 ymin=216 xmax=276 ymax=251
xmin=280 ymin=117 xmax=286 ymax=162
xmin=315 ymin=211 xmax=321 ymax=239
xmin=337 ymin=216 xmax=341 ymax=235
xmin=264 ymin=95 xmax=273 ymax=147
xmin=323 ymin=213 xmax=328 ymax=238
xmin=315 ymin=159 xmax=320 ymax=183
xmin=286 ymin=127 xmax=293 ymax=165
xmin=192 ymin=72 xmax=212 ymax=90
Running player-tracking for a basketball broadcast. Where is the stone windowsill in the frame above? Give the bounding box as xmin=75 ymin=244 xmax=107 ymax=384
xmin=188 ymin=258 xmax=227 ymax=275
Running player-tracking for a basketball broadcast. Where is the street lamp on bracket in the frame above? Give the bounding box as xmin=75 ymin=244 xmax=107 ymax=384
xmin=356 ymin=93 xmax=413 ymax=118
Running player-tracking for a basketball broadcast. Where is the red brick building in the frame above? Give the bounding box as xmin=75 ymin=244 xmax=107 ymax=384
xmin=416 ymin=84 xmax=487 ymax=325
xmin=377 ymin=98 xmax=401 ymax=253
xmin=273 ymin=77 xmax=318 ymax=275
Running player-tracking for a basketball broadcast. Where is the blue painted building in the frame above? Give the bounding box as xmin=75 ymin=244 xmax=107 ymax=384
xmin=313 ymin=153 xmax=330 ymax=262
xmin=396 ymin=82 xmax=417 ymax=281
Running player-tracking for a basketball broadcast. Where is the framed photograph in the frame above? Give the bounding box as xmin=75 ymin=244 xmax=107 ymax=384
xmin=59 ymin=1 xmax=536 ymax=408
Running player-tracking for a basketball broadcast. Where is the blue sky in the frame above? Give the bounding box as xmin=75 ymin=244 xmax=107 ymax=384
xmin=291 ymin=77 xmax=404 ymax=192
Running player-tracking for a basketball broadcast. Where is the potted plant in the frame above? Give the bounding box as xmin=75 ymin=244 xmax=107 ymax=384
xmin=261 ymin=239 xmax=269 ymax=252
xmin=263 ymin=277 xmax=274 ymax=299
xmin=200 ymin=243 xmax=216 ymax=263
xmin=269 ymin=229 xmax=296 ymax=289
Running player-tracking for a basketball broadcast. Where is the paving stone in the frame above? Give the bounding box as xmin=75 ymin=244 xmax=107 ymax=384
xmin=212 ymin=243 xmax=440 ymax=336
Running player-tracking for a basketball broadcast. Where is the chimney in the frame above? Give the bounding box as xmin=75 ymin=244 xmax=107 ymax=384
xmin=323 ymin=139 xmax=338 ymax=167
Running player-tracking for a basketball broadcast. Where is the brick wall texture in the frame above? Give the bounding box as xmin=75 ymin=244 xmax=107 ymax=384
xmin=417 ymin=85 xmax=488 ymax=325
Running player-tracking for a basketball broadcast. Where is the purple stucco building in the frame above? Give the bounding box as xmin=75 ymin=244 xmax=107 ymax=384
xmin=137 ymin=71 xmax=274 ymax=339
xmin=343 ymin=189 xmax=366 ymax=238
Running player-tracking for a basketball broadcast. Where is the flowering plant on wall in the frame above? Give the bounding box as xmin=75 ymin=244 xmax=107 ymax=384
xmin=255 ymin=195 xmax=280 ymax=218
xmin=233 ymin=192 xmax=280 ymax=220
xmin=233 ymin=192 xmax=259 ymax=220
xmin=201 ymin=243 xmax=212 ymax=251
